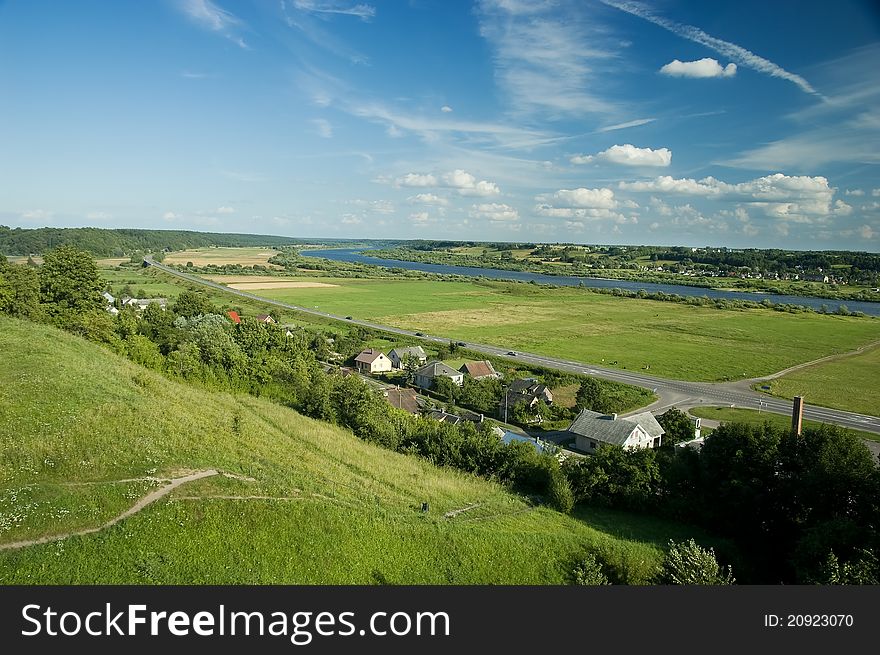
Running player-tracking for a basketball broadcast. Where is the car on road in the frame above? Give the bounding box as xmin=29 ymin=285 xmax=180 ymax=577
xmin=507 ymin=351 xmax=517 ymax=356
xmin=345 ymin=316 xmax=353 ymax=320
xmin=415 ymin=332 xmax=424 ymax=336
xmin=457 ymin=341 xmax=466 ymax=346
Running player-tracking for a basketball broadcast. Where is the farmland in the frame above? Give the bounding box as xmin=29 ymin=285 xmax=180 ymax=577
xmin=0 ymin=316 xmax=717 ymax=584
xmin=247 ymin=276 xmax=880 ymax=382
xmin=163 ymin=247 xmax=283 ymax=268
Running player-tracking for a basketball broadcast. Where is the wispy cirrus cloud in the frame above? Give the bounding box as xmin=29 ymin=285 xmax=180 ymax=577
xmin=178 ymin=0 xmax=248 ymax=49
xmin=292 ymin=1 xmax=375 ymax=21
xmin=597 ymin=118 xmax=656 ymax=133
xmin=600 ymin=0 xmax=819 ymax=96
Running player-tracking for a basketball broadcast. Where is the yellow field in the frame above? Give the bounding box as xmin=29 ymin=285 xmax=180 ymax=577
xmin=164 ymin=247 xmax=282 ymax=268
xmin=203 ymin=275 xmax=338 ymax=290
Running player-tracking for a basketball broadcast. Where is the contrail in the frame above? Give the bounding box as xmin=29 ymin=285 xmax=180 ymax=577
xmin=600 ymin=0 xmax=821 ymax=97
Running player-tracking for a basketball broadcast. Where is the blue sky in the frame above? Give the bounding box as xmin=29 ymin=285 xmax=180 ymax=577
xmin=1 ymin=0 xmax=879 ymax=251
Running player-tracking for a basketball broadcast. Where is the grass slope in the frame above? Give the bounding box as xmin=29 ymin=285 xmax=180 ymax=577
xmin=251 ymin=277 xmax=880 ymax=382
xmin=0 ymin=317 xmax=708 ymax=584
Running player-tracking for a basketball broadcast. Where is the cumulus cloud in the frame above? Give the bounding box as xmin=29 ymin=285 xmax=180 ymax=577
xmin=340 ymin=213 xmax=363 ymax=225
xmin=409 ymin=211 xmax=431 ymax=224
xmin=395 ymin=173 xmax=438 ymax=187
xmin=845 ymin=189 xmax=865 ymax=196
xmin=542 ymin=187 xmax=618 ymax=209
xmin=441 ymin=169 xmax=501 ymax=196
xmin=409 ymin=193 xmax=449 ymax=206
xmin=860 ymin=225 xmax=876 ymax=240
xmin=571 ymin=144 xmax=671 ymax=167
xmin=469 ymin=203 xmax=519 ymax=222
xmin=660 ymin=58 xmax=736 ymax=78
xmin=216 ymin=206 xmax=235 ymax=214
xmin=162 ymin=211 xmax=178 ymax=220
xmin=621 ymin=173 xmax=849 ymax=222
xmin=873 ymin=189 xmax=880 ymax=197
xmin=440 ymin=105 xmax=453 ymax=113
xmin=533 ymin=187 xmax=635 ymax=223
xmin=348 ymin=199 xmax=395 ymax=214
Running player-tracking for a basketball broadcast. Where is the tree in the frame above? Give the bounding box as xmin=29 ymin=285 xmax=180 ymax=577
xmin=573 ymin=553 xmax=611 ymax=585
xmin=657 ymin=408 xmax=695 ymax=444
xmin=575 ymin=377 xmax=611 ymax=413
xmin=0 ymin=258 xmax=40 ymax=319
xmin=172 ymin=290 xmax=215 ymax=318
xmin=434 ymin=376 xmax=459 ymax=404
xmin=39 ymin=245 xmax=104 ymax=314
xmin=659 ymin=539 xmax=735 ymax=585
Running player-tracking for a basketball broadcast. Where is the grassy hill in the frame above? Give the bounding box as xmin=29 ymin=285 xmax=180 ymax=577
xmin=0 ymin=316 xmax=712 ymax=584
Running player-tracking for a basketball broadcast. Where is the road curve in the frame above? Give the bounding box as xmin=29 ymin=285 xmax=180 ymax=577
xmin=144 ymin=258 xmax=880 ymax=436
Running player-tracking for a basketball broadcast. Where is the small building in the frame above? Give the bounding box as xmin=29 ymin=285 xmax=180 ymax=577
xmin=508 ymin=378 xmax=553 ymax=404
xmin=388 ymin=346 xmax=428 ymax=369
xmin=354 ymin=348 xmax=392 ymax=374
xmin=412 ymin=361 xmax=464 ymax=389
xmin=226 ymin=310 xmax=241 ymax=324
xmin=255 ymin=314 xmax=275 ymax=324
xmin=122 ymin=297 xmax=168 ymax=311
xmin=384 ymin=387 xmax=421 ymax=414
xmin=499 ymin=430 xmax=547 ymax=454
xmin=459 ymin=360 xmax=500 ymax=380
xmin=567 ymin=409 xmax=665 ymax=453
xmin=426 ymin=409 xmax=462 ymax=426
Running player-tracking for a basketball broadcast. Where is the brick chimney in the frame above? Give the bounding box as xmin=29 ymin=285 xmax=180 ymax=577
xmin=791 ymin=396 xmax=804 ymax=436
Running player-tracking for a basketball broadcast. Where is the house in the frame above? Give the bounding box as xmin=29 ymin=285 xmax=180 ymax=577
xmin=226 ymin=310 xmax=241 ymax=324
xmin=122 ymin=297 xmax=168 ymax=311
xmin=566 ymin=409 xmax=665 ymax=453
xmin=384 ymin=387 xmax=421 ymax=414
xmin=354 ymin=348 xmax=392 ymax=374
xmin=388 ymin=346 xmax=428 ymax=369
xmin=412 ymin=361 xmax=464 ymax=389
xmin=499 ymin=378 xmax=553 ymax=422
xmin=499 ymin=430 xmax=547 ymax=454
xmin=426 ymin=409 xmax=462 ymax=426
xmin=459 ymin=360 xmax=500 ymax=380
xmin=255 ymin=314 xmax=275 ymax=324
xmin=508 ymin=378 xmax=553 ymax=404
xmin=102 ymin=291 xmax=119 ymax=315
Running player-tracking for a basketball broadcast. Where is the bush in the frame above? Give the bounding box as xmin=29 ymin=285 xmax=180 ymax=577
xmin=659 ymin=539 xmax=735 ymax=585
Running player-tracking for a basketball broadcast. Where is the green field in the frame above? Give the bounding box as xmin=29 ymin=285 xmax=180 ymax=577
xmin=243 ymin=276 xmax=880 ymax=382
xmin=759 ymin=343 xmax=880 ymax=416
xmin=688 ymin=407 xmax=880 ymax=443
xmin=0 ymin=316 xmax=718 ymax=584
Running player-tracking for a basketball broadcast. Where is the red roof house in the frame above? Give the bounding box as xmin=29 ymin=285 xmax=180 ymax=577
xmin=226 ymin=310 xmax=241 ymax=324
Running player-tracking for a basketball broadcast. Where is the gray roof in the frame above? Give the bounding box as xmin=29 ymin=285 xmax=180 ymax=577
xmin=626 ymin=411 xmax=665 ymax=439
xmin=414 ymin=361 xmax=462 ymax=379
xmin=567 ymin=409 xmax=643 ymax=446
xmin=389 ymin=346 xmax=427 ymax=359
xmin=426 ymin=409 xmax=462 ymax=425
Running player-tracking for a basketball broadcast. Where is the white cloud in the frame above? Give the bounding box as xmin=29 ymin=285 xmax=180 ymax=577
xmin=441 ymin=169 xmax=501 ymax=196
xmin=469 ymin=203 xmax=519 ymax=222
xmin=19 ymin=209 xmax=53 ymax=221
xmin=409 ymin=193 xmax=449 ymax=206
xmin=216 ymin=206 xmax=235 ymax=214
xmin=621 ymin=173 xmax=849 ymax=223
xmin=845 ymin=189 xmax=865 ymax=196
xmin=85 ymin=211 xmax=112 ymax=221
xmin=659 ymin=58 xmax=736 ymax=78
xmin=860 ymin=225 xmax=876 ymax=240
xmin=340 ymin=213 xmax=363 ymax=225
xmin=440 ymin=105 xmax=453 ymax=113
xmin=311 ymin=118 xmax=333 ymax=138
xmin=571 ymin=144 xmax=671 ymax=167
xmin=348 ymin=199 xmax=395 ymax=214
xmin=179 ymin=0 xmax=248 ymax=48
xmin=395 ymin=173 xmax=438 ymax=188
xmin=873 ymin=189 xmax=880 ymax=197
xmin=600 ymin=0 xmax=819 ymax=96
xmin=542 ymin=187 xmax=617 ymax=209
xmin=292 ymin=1 xmax=376 ymax=20
xmin=162 ymin=211 xmax=178 ymax=220
xmin=597 ymin=118 xmax=656 ymax=133
xmin=409 ymin=211 xmax=431 ymax=224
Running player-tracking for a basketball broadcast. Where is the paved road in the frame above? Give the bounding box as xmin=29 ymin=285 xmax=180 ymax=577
xmin=145 ymin=258 xmax=880 ymax=436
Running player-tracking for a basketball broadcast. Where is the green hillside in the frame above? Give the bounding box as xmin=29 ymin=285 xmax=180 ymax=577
xmin=0 ymin=316 xmax=705 ymax=584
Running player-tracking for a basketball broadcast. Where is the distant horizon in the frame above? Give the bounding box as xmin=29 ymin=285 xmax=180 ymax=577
xmin=3 ymin=222 xmax=879 ymax=254
xmin=1 ymin=1 xmax=878 ymax=251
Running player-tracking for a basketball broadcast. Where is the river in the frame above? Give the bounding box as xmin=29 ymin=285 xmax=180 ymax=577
xmin=301 ymin=248 xmax=880 ymax=317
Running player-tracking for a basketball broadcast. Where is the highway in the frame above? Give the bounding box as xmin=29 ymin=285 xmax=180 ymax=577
xmin=145 ymin=257 xmax=880 ymax=436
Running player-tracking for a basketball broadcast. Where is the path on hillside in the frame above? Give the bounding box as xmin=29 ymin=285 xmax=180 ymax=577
xmin=144 ymin=257 xmax=880 ymax=436
xmin=0 ymin=469 xmax=219 ymax=551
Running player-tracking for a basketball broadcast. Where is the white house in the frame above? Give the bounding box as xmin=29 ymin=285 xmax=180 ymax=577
xmin=388 ymin=346 xmax=428 ymax=369
xmin=353 ymin=348 xmax=392 ymax=374
xmin=412 ymin=361 xmax=464 ymax=389
xmin=567 ymin=409 xmax=665 ymax=453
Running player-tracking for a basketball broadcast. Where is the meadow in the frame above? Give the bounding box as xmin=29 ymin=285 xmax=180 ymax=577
xmin=248 ymin=277 xmax=880 ymax=382
xmin=688 ymin=407 xmax=880 ymax=443
xmin=0 ymin=316 xmax=716 ymax=584
xmin=758 ymin=343 xmax=880 ymax=417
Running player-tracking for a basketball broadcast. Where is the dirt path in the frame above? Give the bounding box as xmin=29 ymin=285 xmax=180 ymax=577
xmin=748 ymin=339 xmax=880 ymax=383
xmin=0 ymin=469 xmax=219 ymax=552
